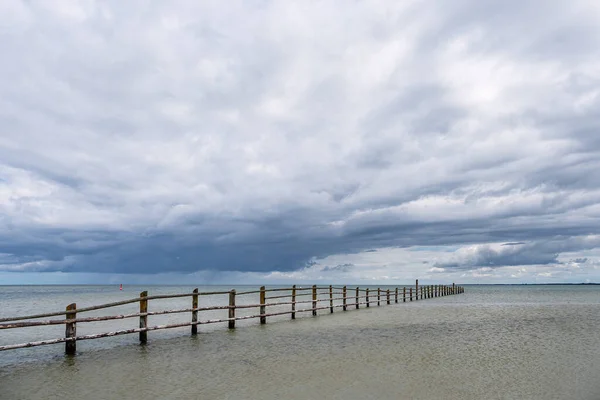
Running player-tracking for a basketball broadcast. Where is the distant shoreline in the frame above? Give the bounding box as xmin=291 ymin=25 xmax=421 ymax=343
xmin=0 ymin=282 xmax=598 ymax=287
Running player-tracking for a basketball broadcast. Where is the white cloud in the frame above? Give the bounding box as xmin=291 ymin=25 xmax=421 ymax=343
xmin=1 ymin=1 xmax=600 ymax=283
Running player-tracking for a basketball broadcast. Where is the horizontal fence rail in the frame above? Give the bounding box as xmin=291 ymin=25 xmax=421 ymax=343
xmin=0 ymin=281 xmax=465 ymax=354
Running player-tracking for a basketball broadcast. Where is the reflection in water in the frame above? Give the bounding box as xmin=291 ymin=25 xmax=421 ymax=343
xmin=1 ymin=285 xmax=600 ymax=399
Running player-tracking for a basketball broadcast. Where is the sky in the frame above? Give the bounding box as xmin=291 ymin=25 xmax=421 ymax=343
xmin=1 ymin=0 xmax=600 ymax=285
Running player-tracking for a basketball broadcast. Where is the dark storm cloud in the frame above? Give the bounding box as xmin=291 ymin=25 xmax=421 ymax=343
xmin=0 ymin=0 xmax=599 ymax=277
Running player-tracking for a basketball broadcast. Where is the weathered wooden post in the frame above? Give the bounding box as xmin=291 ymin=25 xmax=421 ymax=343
xmin=329 ymin=285 xmax=334 ymax=313
xmin=403 ymin=287 xmax=406 ymax=302
xmin=228 ymin=289 xmax=236 ymax=329
xmin=410 ymin=287 xmax=413 ymax=301
xmin=355 ymin=287 xmax=359 ymax=309
xmin=139 ymin=291 xmax=148 ymax=344
xmin=191 ymin=288 xmax=198 ymax=335
xmin=65 ymin=303 xmax=76 ymax=355
xmin=415 ymin=279 xmax=419 ymax=301
xmin=343 ymin=286 xmax=347 ymax=311
xmin=434 ymin=285 xmax=437 ymax=297
xmin=312 ymin=285 xmax=317 ymax=316
xmin=429 ymin=285 xmax=432 ymax=298
xmin=291 ymin=285 xmax=296 ymax=320
xmin=395 ymin=287 xmax=398 ymax=304
xmin=386 ymin=289 xmax=391 ymax=305
xmin=260 ymin=286 xmax=266 ymax=324
xmin=377 ymin=288 xmax=381 ymax=306
xmin=453 ymin=283 xmax=455 ymax=294
xmin=366 ymin=288 xmax=370 ymax=307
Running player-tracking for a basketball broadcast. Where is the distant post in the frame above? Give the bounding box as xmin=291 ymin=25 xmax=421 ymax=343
xmin=386 ymin=289 xmax=390 ymax=305
xmin=191 ymin=288 xmax=198 ymax=335
xmin=228 ymin=289 xmax=236 ymax=329
xmin=343 ymin=286 xmax=347 ymax=311
xmin=377 ymin=288 xmax=381 ymax=306
xmin=403 ymin=287 xmax=406 ymax=302
xmin=260 ymin=286 xmax=266 ymax=324
xmin=291 ymin=285 xmax=296 ymax=320
xmin=355 ymin=287 xmax=359 ymax=309
xmin=329 ymin=285 xmax=334 ymax=313
xmin=366 ymin=288 xmax=370 ymax=307
xmin=65 ymin=303 xmax=76 ymax=355
xmin=453 ymin=283 xmax=455 ymax=294
xmin=410 ymin=287 xmax=412 ymax=301
xmin=139 ymin=291 xmax=148 ymax=344
xmin=395 ymin=287 xmax=398 ymax=304
xmin=312 ymin=285 xmax=317 ymax=316
xmin=415 ymin=280 xmax=419 ymax=301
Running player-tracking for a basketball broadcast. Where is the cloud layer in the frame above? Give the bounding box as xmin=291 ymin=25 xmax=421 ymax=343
xmin=1 ymin=1 xmax=600 ymax=283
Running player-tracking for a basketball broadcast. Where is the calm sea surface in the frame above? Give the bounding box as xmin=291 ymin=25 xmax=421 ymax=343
xmin=1 ymin=284 xmax=599 ymax=400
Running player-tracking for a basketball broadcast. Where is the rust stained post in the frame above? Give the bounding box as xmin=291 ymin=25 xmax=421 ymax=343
xmin=377 ymin=288 xmax=381 ymax=306
xmin=366 ymin=288 xmax=370 ymax=307
xmin=139 ymin=291 xmax=148 ymax=344
xmin=395 ymin=287 xmax=398 ymax=304
xmin=191 ymin=288 xmax=198 ymax=335
xmin=228 ymin=289 xmax=236 ymax=329
xmin=291 ymin=285 xmax=296 ymax=320
xmin=415 ymin=279 xmax=419 ymax=301
xmin=329 ymin=285 xmax=334 ymax=313
xmin=312 ymin=285 xmax=317 ymax=316
xmin=65 ymin=303 xmax=76 ymax=355
xmin=260 ymin=286 xmax=266 ymax=324
xmin=355 ymin=287 xmax=359 ymax=309
xmin=343 ymin=286 xmax=347 ymax=311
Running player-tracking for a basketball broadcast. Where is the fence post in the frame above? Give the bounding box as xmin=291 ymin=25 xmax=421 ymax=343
xmin=453 ymin=283 xmax=455 ymax=294
xmin=229 ymin=289 xmax=236 ymax=329
xmin=343 ymin=286 xmax=347 ymax=311
xmin=377 ymin=288 xmax=381 ymax=306
xmin=260 ymin=286 xmax=266 ymax=324
xmin=366 ymin=288 xmax=370 ymax=307
xmin=410 ymin=287 xmax=413 ymax=301
xmin=291 ymin=285 xmax=296 ymax=320
xmin=356 ymin=287 xmax=359 ymax=309
xmin=415 ymin=279 xmax=419 ymax=301
xmin=403 ymin=287 xmax=406 ymax=302
xmin=395 ymin=287 xmax=398 ymax=304
xmin=191 ymin=288 xmax=198 ymax=335
xmin=312 ymin=285 xmax=317 ymax=316
xmin=386 ymin=289 xmax=390 ymax=305
xmin=429 ymin=285 xmax=432 ymax=298
xmin=329 ymin=285 xmax=334 ymax=313
xmin=139 ymin=291 xmax=148 ymax=344
xmin=65 ymin=303 xmax=76 ymax=355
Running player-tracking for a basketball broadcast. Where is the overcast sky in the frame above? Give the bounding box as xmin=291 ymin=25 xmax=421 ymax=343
xmin=1 ymin=0 xmax=599 ymax=285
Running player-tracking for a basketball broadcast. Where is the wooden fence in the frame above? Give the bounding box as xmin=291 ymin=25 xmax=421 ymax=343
xmin=0 ymin=281 xmax=464 ymax=355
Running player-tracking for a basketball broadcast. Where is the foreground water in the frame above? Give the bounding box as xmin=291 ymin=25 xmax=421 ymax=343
xmin=1 ymin=285 xmax=599 ymax=399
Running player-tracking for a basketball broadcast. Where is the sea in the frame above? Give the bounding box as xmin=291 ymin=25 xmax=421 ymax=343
xmin=1 ymin=284 xmax=599 ymax=400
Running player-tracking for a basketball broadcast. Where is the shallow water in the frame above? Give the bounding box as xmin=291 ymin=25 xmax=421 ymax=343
xmin=1 ymin=285 xmax=600 ymax=400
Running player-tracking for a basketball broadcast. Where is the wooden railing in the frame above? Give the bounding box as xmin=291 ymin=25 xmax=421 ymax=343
xmin=0 ymin=281 xmax=464 ymax=355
